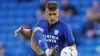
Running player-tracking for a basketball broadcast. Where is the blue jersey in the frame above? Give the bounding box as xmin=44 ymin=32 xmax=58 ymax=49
xmin=33 ymin=20 xmax=75 ymax=56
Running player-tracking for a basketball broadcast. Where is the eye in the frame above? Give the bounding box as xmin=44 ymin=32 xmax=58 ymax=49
xmin=53 ymin=13 xmax=56 ymax=15
xmin=49 ymin=14 xmax=52 ymax=16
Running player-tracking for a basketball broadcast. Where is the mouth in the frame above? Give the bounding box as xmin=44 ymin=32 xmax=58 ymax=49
xmin=50 ymin=20 xmax=54 ymax=22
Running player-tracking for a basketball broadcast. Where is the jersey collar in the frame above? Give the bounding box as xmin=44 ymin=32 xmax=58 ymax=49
xmin=48 ymin=20 xmax=60 ymax=31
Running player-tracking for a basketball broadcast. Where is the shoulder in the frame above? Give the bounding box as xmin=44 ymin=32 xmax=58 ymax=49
xmin=38 ymin=20 xmax=47 ymax=23
xmin=59 ymin=21 xmax=73 ymax=33
xmin=59 ymin=20 xmax=71 ymax=30
xmin=36 ymin=20 xmax=47 ymax=26
xmin=32 ymin=20 xmax=47 ymax=30
xmin=34 ymin=20 xmax=47 ymax=28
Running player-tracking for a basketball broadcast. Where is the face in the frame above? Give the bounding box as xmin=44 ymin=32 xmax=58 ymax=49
xmin=45 ymin=8 xmax=59 ymax=25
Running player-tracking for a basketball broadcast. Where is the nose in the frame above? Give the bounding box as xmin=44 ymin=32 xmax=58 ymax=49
xmin=51 ymin=15 xmax=54 ymax=19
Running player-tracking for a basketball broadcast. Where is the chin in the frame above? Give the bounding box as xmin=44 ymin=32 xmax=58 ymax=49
xmin=50 ymin=22 xmax=54 ymax=24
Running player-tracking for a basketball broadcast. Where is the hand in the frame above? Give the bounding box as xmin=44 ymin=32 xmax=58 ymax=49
xmin=15 ymin=26 xmax=23 ymax=37
xmin=33 ymin=27 xmax=44 ymax=33
xmin=46 ymin=45 xmax=59 ymax=56
xmin=51 ymin=45 xmax=59 ymax=56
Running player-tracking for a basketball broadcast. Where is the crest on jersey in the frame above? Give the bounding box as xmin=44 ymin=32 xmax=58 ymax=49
xmin=54 ymin=29 xmax=59 ymax=35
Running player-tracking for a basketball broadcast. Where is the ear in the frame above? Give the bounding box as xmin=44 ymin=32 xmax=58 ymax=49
xmin=44 ymin=11 xmax=47 ymax=18
xmin=57 ymin=10 xmax=59 ymax=16
xmin=56 ymin=9 xmax=59 ymax=15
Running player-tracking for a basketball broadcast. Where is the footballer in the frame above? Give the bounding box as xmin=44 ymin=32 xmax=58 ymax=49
xmin=15 ymin=1 xmax=77 ymax=56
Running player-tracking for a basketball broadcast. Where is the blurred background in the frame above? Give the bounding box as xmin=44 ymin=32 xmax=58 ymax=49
xmin=0 ymin=0 xmax=100 ymax=56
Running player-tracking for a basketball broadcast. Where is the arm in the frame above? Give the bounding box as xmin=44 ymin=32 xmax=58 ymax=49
xmin=15 ymin=26 xmax=32 ymax=37
xmin=64 ymin=24 xmax=77 ymax=49
xmin=15 ymin=26 xmax=46 ymax=55
xmin=64 ymin=25 xmax=78 ymax=55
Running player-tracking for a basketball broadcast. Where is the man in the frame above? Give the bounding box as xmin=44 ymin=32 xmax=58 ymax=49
xmin=15 ymin=1 xmax=77 ymax=56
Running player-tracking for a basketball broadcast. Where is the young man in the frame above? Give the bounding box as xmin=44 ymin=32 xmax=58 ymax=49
xmin=15 ymin=1 xmax=77 ymax=56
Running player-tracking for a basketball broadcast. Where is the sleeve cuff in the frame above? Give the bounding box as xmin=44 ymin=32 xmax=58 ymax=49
xmin=67 ymin=42 xmax=75 ymax=46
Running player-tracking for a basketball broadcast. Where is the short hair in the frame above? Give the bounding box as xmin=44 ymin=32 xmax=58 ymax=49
xmin=46 ymin=1 xmax=58 ymax=10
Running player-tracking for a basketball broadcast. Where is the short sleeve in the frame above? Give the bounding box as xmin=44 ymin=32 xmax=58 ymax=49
xmin=31 ymin=20 xmax=42 ymax=32
xmin=31 ymin=20 xmax=46 ymax=32
xmin=64 ymin=25 xmax=75 ymax=46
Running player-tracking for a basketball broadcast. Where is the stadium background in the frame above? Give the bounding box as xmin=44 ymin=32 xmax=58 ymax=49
xmin=0 ymin=0 xmax=100 ymax=56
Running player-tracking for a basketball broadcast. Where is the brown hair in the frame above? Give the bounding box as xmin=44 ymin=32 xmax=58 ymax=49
xmin=46 ymin=1 xmax=58 ymax=10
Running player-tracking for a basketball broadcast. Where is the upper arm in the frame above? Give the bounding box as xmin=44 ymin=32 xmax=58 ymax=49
xmin=63 ymin=25 xmax=75 ymax=46
xmin=32 ymin=20 xmax=43 ymax=32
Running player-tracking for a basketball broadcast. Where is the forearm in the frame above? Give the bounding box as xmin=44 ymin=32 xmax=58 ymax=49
xmin=20 ymin=28 xmax=32 ymax=37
